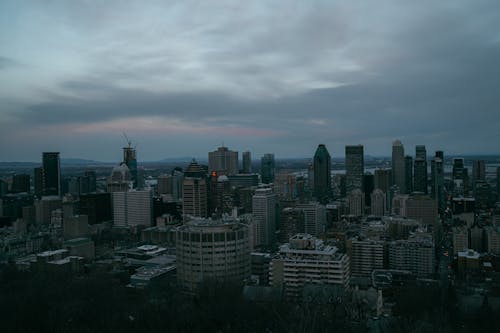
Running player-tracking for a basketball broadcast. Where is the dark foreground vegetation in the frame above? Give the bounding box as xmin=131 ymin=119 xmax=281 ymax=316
xmin=0 ymin=264 xmax=499 ymax=333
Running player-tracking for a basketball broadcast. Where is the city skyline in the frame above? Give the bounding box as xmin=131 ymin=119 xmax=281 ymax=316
xmin=1 ymin=1 xmax=500 ymax=161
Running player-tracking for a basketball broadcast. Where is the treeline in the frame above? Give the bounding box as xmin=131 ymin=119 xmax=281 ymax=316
xmin=1 ymin=264 xmax=499 ymax=332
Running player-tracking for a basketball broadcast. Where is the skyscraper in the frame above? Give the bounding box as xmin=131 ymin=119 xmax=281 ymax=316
xmin=313 ymin=144 xmax=331 ymax=203
xmin=123 ymin=145 xmax=138 ymax=188
xmin=413 ymin=145 xmax=427 ymax=194
xmin=242 ymin=151 xmax=252 ymax=174
xmin=208 ymin=146 xmax=239 ymax=176
xmin=345 ymin=145 xmax=364 ymax=194
xmin=392 ymin=140 xmax=406 ymax=194
xmin=34 ymin=167 xmax=43 ymax=198
xmin=472 ymin=160 xmax=486 ymax=183
xmin=252 ymin=187 xmax=277 ymax=248
xmin=42 ymin=152 xmax=61 ymax=196
xmin=260 ymin=153 xmax=275 ymax=184
xmin=12 ymin=174 xmax=30 ymax=193
xmin=405 ymin=155 xmax=413 ymax=194
xmin=431 ymin=151 xmax=445 ymax=212
xmin=182 ymin=160 xmax=207 ymax=218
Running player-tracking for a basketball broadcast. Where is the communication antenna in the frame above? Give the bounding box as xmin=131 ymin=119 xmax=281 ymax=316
xmin=122 ymin=132 xmax=132 ymax=148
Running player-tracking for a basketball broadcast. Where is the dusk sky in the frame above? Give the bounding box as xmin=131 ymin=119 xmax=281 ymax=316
xmin=1 ymin=0 xmax=500 ymax=162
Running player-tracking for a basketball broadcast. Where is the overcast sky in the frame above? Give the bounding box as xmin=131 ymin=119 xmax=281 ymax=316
xmin=1 ymin=0 xmax=499 ymax=162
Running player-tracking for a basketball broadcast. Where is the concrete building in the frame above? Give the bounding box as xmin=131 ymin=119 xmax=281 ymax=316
xmin=269 ymin=234 xmax=350 ymax=300
xmin=63 ymin=237 xmax=95 ymax=260
xmin=242 ymin=151 xmax=252 ymax=174
xmin=485 ymin=226 xmax=500 ymax=254
xmin=370 ymin=189 xmax=386 ymax=216
xmin=388 ymin=234 xmax=434 ymax=277
xmin=280 ymin=207 xmax=305 ymax=242
xmin=346 ymin=237 xmax=385 ymax=277
xmin=345 ymin=145 xmax=364 ymax=194
xmin=35 ymin=196 xmax=62 ymax=225
xmin=413 ymin=145 xmax=427 ymax=194
xmin=252 ymin=188 xmax=277 ymax=248
xmin=176 ymin=218 xmax=250 ymax=292
xmin=405 ymin=194 xmax=438 ymax=226
xmin=182 ymin=160 xmax=207 ymax=218
xmin=260 ymin=153 xmax=275 ymax=184
xmin=297 ymin=202 xmax=326 ymax=237
xmin=208 ymin=146 xmax=239 ymax=176
xmin=392 ymin=140 xmax=406 ymax=194
xmin=63 ymin=215 xmax=89 ymax=240
xmin=348 ymin=189 xmax=365 ymax=217
xmin=107 ymin=163 xmax=131 ymax=192
xmin=112 ymin=190 xmax=152 ymax=227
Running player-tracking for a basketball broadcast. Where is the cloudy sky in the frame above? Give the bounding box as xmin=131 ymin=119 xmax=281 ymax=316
xmin=1 ymin=0 xmax=499 ymax=162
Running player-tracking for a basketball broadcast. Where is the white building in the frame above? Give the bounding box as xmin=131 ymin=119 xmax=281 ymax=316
xmin=297 ymin=202 xmax=326 ymax=237
xmin=269 ymin=234 xmax=350 ymax=300
xmin=112 ymin=190 xmax=152 ymax=227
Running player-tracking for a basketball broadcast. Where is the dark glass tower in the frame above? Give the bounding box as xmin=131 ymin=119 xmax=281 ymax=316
xmin=345 ymin=145 xmax=364 ymax=194
xmin=42 ymin=152 xmax=61 ymax=196
xmin=431 ymin=151 xmax=445 ymax=212
xmin=392 ymin=140 xmax=406 ymax=193
xmin=261 ymin=153 xmax=275 ymax=184
xmin=313 ymin=144 xmax=331 ymax=203
xmin=404 ymin=155 xmax=413 ymax=194
xmin=242 ymin=151 xmax=251 ymax=174
xmin=413 ymin=145 xmax=427 ymax=194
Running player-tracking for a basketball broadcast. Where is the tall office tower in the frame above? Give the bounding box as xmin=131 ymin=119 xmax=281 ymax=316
xmin=79 ymin=193 xmax=112 ymax=225
xmin=371 ymin=189 xmax=386 ymax=216
xmin=363 ymin=173 xmax=374 ymax=207
xmin=12 ymin=174 xmax=30 ymax=193
xmin=84 ymin=170 xmax=97 ymax=193
xmin=269 ymin=234 xmax=350 ymax=300
xmin=112 ymin=190 xmax=152 ymax=227
xmin=413 ymin=145 xmax=427 ymax=194
xmin=313 ymin=144 xmax=332 ymax=203
xmin=123 ymin=145 xmax=138 ymax=188
xmin=307 ymin=162 xmax=314 ymax=191
xmin=452 ymin=158 xmax=465 ymax=196
xmin=34 ymin=167 xmax=43 ymax=197
xmin=252 ymin=188 xmax=277 ymax=248
xmin=157 ymin=174 xmax=172 ymax=195
xmin=404 ymin=155 xmax=413 ymax=194
xmin=280 ymin=207 xmax=306 ymax=242
xmin=42 ymin=152 xmax=61 ymax=196
xmin=346 ymin=237 xmax=385 ymax=277
xmin=345 ymin=145 xmax=364 ymax=194
xmin=176 ymin=218 xmax=250 ymax=292
xmin=348 ymin=189 xmax=365 ymax=217
xmin=242 ymin=151 xmax=252 ymax=174
xmin=297 ymin=202 xmax=326 ymax=237
xmin=208 ymin=146 xmax=239 ymax=176
xmin=374 ymin=169 xmax=391 ymax=193
xmin=392 ymin=140 xmax=406 ymax=194
xmin=472 ymin=160 xmax=486 ymax=184
xmin=431 ymin=151 xmax=445 ymax=212
xmin=172 ymin=168 xmax=184 ymax=200
xmin=182 ymin=160 xmax=208 ymax=218
xmin=260 ymin=153 xmax=275 ymax=184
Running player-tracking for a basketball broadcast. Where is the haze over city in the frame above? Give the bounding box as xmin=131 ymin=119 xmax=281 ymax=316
xmin=1 ymin=0 xmax=500 ymax=162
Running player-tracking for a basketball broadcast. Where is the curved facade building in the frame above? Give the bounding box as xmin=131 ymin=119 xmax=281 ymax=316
xmin=176 ymin=218 xmax=251 ymax=292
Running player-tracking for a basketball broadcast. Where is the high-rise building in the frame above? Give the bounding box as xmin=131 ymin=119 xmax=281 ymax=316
xmin=348 ymin=189 xmax=365 ymax=217
xmin=242 ymin=151 xmax=252 ymax=174
xmin=280 ymin=207 xmax=305 ymax=243
xmin=157 ymin=174 xmax=172 ymax=196
xmin=252 ymin=188 xmax=277 ymax=248
xmin=405 ymin=194 xmax=438 ymax=226
xmin=363 ymin=173 xmax=374 ymax=207
xmin=392 ymin=140 xmax=406 ymax=194
xmin=374 ymin=169 xmax=391 ymax=194
xmin=413 ymin=145 xmax=427 ymax=194
xmin=404 ymin=155 xmax=413 ymax=194
xmin=371 ymin=189 xmax=386 ymax=216
xmin=388 ymin=234 xmax=434 ymax=277
xmin=42 ymin=152 xmax=61 ymax=196
xmin=12 ymin=174 xmax=30 ymax=193
xmin=346 ymin=237 xmax=385 ymax=277
xmin=313 ymin=144 xmax=331 ymax=203
xmin=123 ymin=145 xmax=138 ymax=188
xmin=112 ymin=190 xmax=152 ymax=227
xmin=208 ymin=146 xmax=238 ymax=176
xmin=345 ymin=145 xmax=364 ymax=194
xmin=297 ymin=202 xmax=326 ymax=237
xmin=106 ymin=163 xmax=131 ymax=192
xmin=176 ymin=218 xmax=250 ymax=292
xmin=84 ymin=170 xmax=97 ymax=193
xmin=182 ymin=160 xmax=207 ymax=218
xmin=472 ymin=160 xmax=486 ymax=183
xmin=34 ymin=167 xmax=43 ymax=198
xmin=497 ymin=167 xmax=500 ymax=201
xmin=260 ymin=153 xmax=275 ymax=184
xmin=79 ymin=193 xmax=112 ymax=225
xmin=431 ymin=151 xmax=445 ymax=212
xmin=269 ymin=234 xmax=350 ymax=300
